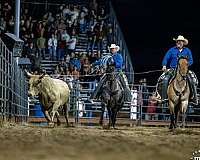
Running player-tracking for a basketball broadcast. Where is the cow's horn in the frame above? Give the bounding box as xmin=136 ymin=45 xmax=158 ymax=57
xmin=24 ymin=69 xmax=33 ymax=77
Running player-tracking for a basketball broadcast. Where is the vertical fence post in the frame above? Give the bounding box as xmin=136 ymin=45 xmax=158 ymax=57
xmin=74 ymin=79 xmax=79 ymax=125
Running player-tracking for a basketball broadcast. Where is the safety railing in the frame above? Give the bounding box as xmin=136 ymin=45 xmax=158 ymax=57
xmin=0 ymin=38 xmax=28 ymax=123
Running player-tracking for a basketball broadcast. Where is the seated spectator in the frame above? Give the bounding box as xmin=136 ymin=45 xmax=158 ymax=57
xmin=69 ymin=53 xmax=81 ymax=71
xmin=71 ymin=66 xmax=80 ymax=80
xmin=82 ymin=56 xmax=91 ymax=75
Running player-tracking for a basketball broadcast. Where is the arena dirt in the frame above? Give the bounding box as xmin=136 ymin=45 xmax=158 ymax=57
xmin=0 ymin=125 xmax=199 ymax=160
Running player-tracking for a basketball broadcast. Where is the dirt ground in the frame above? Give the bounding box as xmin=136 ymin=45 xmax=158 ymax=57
xmin=0 ymin=124 xmax=199 ymax=160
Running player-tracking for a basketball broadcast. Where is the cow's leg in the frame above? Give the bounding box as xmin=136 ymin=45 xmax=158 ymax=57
xmin=41 ymin=108 xmax=51 ymax=123
xmin=51 ymin=102 xmax=61 ymax=124
xmin=63 ymin=103 xmax=69 ymax=126
xmin=55 ymin=111 xmax=61 ymax=126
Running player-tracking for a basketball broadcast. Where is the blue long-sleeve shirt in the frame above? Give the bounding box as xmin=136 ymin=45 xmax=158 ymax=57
xmin=162 ymin=46 xmax=193 ymax=68
xmin=112 ymin=52 xmax=123 ymax=70
xmin=70 ymin=58 xmax=81 ymax=70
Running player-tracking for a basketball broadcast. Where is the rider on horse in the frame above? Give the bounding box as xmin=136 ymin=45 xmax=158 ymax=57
xmin=89 ymin=43 xmax=132 ymax=102
xmin=155 ymin=35 xmax=198 ymax=105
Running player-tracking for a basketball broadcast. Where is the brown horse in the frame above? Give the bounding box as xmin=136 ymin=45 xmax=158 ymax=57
xmin=167 ymin=57 xmax=190 ymax=129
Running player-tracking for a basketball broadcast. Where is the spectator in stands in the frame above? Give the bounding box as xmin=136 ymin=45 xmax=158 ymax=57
xmin=78 ymin=10 xmax=87 ymax=33
xmin=32 ymin=54 xmax=41 ymax=73
xmin=82 ymin=56 xmax=91 ymax=75
xmin=89 ymin=0 xmax=98 ymax=13
xmin=71 ymin=66 xmax=80 ymax=80
xmin=67 ymin=29 xmax=77 ymax=55
xmin=2 ymin=2 xmax=12 ymax=20
xmin=86 ymin=25 xmax=96 ymax=54
xmin=35 ymin=21 xmax=45 ymax=38
xmin=48 ymin=33 xmax=57 ymax=60
xmin=58 ymin=19 xmax=66 ymax=33
xmin=0 ymin=17 xmax=6 ymax=31
xmin=69 ymin=53 xmax=81 ymax=71
xmin=147 ymin=95 xmax=157 ymax=120
xmin=27 ymin=42 xmax=37 ymax=59
xmin=62 ymin=5 xmax=71 ymax=18
xmin=47 ymin=12 xmax=55 ymax=24
xmin=106 ymin=22 xmax=113 ymax=47
xmin=87 ymin=10 xmax=97 ymax=29
xmin=61 ymin=29 xmax=70 ymax=43
xmin=97 ymin=8 xmax=107 ymax=23
xmin=7 ymin=15 xmax=14 ymax=32
xmin=36 ymin=34 xmax=46 ymax=59
xmin=96 ymin=22 xmax=105 ymax=55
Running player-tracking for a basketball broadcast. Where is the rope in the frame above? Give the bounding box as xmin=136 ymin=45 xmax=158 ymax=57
xmin=48 ymin=69 xmax=163 ymax=78
xmin=134 ymin=69 xmax=163 ymax=75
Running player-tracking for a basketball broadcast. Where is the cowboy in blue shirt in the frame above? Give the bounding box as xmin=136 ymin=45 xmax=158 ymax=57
xmin=155 ymin=35 xmax=198 ymax=105
xmin=90 ymin=44 xmax=132 ymax=102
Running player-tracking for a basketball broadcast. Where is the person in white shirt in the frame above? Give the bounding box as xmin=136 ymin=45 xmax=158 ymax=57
xmin=67 ymin=30 xmax=77 ymax=55
xmin=48 ymin=34 xmax=57 ymax=60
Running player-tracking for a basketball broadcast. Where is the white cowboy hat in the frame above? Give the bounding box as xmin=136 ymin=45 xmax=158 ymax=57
xmin=173 ymin=35 xmax=188 ymax=45
xmin=109 ymin=44 xmax=120 ymax=51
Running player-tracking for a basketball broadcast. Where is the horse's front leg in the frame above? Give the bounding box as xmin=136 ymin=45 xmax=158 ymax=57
xmin=99 ymin=103 xmax=105 ymax=126
xmin=107 ymin=107 xmax=112 ymax=129
xmin=169 ymin=101 xmax=175 ymax=129
xmin=181 ymin=102 xmax=188 ymax=128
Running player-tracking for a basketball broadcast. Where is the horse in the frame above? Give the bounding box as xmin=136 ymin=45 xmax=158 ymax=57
xmin=98 ymin=61 xmax=125 ymax=129
xmin=167 ymin=57 xmax=190 ymax=129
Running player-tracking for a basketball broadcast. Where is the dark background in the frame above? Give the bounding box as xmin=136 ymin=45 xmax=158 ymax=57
xmin=111 ymin=0 xmax=200 ymax=85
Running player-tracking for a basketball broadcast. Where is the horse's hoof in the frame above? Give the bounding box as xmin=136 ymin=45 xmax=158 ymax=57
xmin=103 ymin=125 xmax=110 ymax=130
xmin=169 ymin=125 xmax=173 ymax=130
xmin=99 ymin=121 xmax=103 ymax=126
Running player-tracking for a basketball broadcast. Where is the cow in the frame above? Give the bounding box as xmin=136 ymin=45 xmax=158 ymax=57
xmin=26 ymin=71 xmax=70 ymax=126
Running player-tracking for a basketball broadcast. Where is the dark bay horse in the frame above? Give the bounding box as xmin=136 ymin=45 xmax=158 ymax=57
xmin=98 ymin=63 xmax=125 ymax=129
xmin=167 ymin=57 xmax=190 ymax=129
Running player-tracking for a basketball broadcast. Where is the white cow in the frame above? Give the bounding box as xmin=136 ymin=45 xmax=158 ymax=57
xmin=27 ymin=72 xmax=70 ymax=126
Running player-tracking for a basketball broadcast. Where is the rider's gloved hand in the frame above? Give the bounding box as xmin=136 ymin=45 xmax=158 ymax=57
xmin=162 ymin=66 xmax=167 ymax=72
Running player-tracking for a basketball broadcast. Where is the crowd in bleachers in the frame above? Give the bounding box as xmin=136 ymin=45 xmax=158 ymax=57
xmin=0 ymin=0 xmax=113 ymax=80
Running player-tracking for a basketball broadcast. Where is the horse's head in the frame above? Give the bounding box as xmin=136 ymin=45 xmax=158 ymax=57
xmin=106 ymin=57 xmax=115 ymax=73
xmin=177 ymin=56 xmax=189 ymax=78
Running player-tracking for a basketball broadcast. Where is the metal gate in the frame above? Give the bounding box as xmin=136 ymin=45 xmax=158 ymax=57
xmin=0 ymin=38 xmax=28 ymax=123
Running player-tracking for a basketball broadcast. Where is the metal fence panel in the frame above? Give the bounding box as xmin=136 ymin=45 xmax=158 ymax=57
xmin=0 ymin=38 xmax=28 ymax=123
